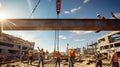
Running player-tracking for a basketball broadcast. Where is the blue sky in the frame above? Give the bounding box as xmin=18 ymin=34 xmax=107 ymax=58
xmin=0 ymin=0 xmax=120 ymax=18
xmin=0 ymin=0 xmax=120 ymax=52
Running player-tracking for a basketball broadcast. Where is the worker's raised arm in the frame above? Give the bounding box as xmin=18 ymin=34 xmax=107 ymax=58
xmin=37 ymin=47 xmax=40 ymax=52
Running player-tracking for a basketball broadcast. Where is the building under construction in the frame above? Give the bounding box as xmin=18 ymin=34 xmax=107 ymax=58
xmin=97 ymin=31 xmax=120 ymax=59
xmin=0 ymin=33 xmax=35 ymax=58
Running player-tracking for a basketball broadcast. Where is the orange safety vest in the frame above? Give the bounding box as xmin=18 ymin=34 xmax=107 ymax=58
xmin=112 ymin=52 xmax=118 ymax=62
xmin=55 ymin=52 xmax=61 ymax=58
xmin=69 ymin=50 xmax=75 ymax=58
xmin=28 ymin=52 xmax=33 ymax=57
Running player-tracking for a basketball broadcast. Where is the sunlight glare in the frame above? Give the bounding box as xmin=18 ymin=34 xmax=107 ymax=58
xmin=0 ymin=13 xmax=7 ymax=20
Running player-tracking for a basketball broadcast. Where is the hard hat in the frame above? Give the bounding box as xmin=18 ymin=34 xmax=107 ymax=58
xmin=111 ymin=48 xmax=115 ymax=50
xmin=97 ymin=14 xmax=100 ymax=17
xmin=41 ymin=48 xmax=43 ymax=50
xmin=97 ymin=49 xmax=100 ymax=51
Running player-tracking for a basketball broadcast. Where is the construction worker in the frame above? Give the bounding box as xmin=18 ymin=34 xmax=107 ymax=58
xmin=68 ymin=48 xmax=75 ymax=67
xmin=96 ymin=14 xmax=106 ymax=33
xmin=95 ymin=49 xmax=103 ymax=67
xmin=20 ymin=52 xmax=25 ymax=63
xmin=96 ymin=14 xmax=105 ymax=19
xmin=37 ymin=48 xmax=45 ymax=67
xmin=55 ymin=50 xmax=61 ymax=67
xmin=110 ymin=48 xmax=119 ymax=67
xmin=27 ymin=50 xmax=33 ymax=65
xmin=2 ymin=55 xmax=8 ymax=63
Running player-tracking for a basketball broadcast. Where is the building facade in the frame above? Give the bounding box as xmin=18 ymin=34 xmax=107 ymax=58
xmin=0 ymin=33 xmax=35 ymax=57
xmin=97 ymin=31 xmax=120 ymax=57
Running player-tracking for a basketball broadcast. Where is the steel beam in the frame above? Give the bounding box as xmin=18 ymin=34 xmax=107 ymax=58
xmin=0 ymin=19 xmax=120 ymax=30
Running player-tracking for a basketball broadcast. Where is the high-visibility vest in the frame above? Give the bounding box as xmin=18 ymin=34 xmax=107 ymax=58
xmin=112 ymin=52 xmax=118 ymax=62
xmin=69 ymin=50 xmax=75 ymax=58
xmin=28 ymin=52 xmax=33 ymax=57
xmin=55 ymin=52 xmax=61 ymax=58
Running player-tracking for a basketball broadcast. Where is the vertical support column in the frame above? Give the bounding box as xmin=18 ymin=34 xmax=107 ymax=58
xmin=20 ymin=45 xmax=23 ymax=54
xmin=66 ymin=43 xmax=69 ymax=55
xmin=56 ymin=0 xmax=61 ymax=51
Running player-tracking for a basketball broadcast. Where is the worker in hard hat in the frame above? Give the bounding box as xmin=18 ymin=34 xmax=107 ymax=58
xmin=54 ymin=50 xmax=61 ymax=67
xmin=37 ymin=48 xmax=45 ymax=67
xmin=96 ymin=14 xmax=106 ymax=33
xmin=96 ymin=14 xmax=105 ymax=19
xmin=20 ymin=52 xmax=25 ymax=63
xmin=95 ymin=49 xmax=103 ymax=67
xmin=110 ymin=48 xmax=119 ymax=67
xmin=68 ymin=48 xmax=75 ymax=67
xmin=27 ymin=50 xmax=33 ymax=65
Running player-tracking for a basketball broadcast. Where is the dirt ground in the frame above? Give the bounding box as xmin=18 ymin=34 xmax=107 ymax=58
xmin=0 ymin=61 xmax=96 ymax=67
xmin=1 ymin=59 xmax=120 ymax=67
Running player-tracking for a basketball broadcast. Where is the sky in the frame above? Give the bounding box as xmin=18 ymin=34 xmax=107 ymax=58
xmin=0 ymin=0 xmax=120 ymax=52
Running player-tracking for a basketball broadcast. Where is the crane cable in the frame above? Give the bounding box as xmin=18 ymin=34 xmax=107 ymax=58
xmin=57 ymin=30 xmax=59 ymax=51
xmin=56 ymin=15 xmax=59 ymax=51
xmin=29 ymin=0 xmax=41 ymax=18
xmin=54 ymin=31 xmax=57 ymax=53
xmin=54 ymin=0 xmax=61 ymax=52
xmin=56 ymin=0 xmax=61 ymax=51
xmin=54 ymin=30 xmax=59 ymax=52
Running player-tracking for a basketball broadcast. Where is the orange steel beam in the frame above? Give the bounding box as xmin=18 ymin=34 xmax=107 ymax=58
xmin=1 ymin=19 xmax=120 ymax=30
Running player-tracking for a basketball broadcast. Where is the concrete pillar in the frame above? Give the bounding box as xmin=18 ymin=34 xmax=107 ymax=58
xmin=20 ymin=45 xmax=23 ymax=54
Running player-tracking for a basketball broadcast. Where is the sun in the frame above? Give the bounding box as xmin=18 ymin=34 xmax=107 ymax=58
xmin=0 ymin=13 xmax=7 ymax=21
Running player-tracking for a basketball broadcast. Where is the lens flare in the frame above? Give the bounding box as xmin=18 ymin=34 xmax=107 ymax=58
xmin=0 ymin=13 xmax=7 ymax=20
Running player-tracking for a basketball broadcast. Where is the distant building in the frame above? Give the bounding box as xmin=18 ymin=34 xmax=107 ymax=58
xmin=0 ymin=33 xmax=35 ymax=57
xmin=80 ymin=47 xmax=84 ymax=54
xmin=87 ymin=42 xmax=98 ymax=54
xmin=97 ymin=31 xmax=120 ymax=57
xmin=74 ymin=45 xmax=97 ymax=55
xmin=85 ymin=48 xmax=95 ymax=54
xmin=74 ymin=48 xmax=81 ymax=56
xmin=80 ymin=42 xmax=98 ymax=55
xmin=74 ymin=47 xmax=86 ymax=55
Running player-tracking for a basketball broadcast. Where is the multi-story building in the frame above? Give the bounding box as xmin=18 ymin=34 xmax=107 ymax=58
xmin=0 ymin=33 xmax=35 ymax=57
xmin=97 ymin=31 xmax=120 ymax=57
